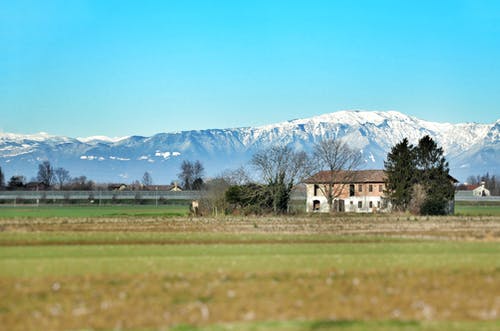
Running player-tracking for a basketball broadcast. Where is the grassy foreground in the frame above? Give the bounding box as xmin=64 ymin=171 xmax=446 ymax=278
xmin=0 ymin=216 xmax=498 ymax=331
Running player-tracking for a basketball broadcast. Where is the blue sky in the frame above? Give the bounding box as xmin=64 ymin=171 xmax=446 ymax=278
xmin=1 ymin=0 xmax=499 ymax=137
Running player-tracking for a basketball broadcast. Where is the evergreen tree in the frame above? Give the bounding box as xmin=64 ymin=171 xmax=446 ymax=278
xmin=385 ymin=135 xmax=455 ymax=215
xmin=384 ymin=138 xmax=417 ymax=211
xmin=0 ymin=166 xmax=4 ymax=189
xmin=416 ymin=135 xmax=454 ymax=215
xmin=8 ymin=175 xmax=26 ymax=190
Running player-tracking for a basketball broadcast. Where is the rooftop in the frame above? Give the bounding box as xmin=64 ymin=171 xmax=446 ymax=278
xmin=304 ymin=170 xmax=386 ymax=184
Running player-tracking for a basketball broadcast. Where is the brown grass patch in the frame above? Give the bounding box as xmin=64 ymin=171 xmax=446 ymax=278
xmin=1 ymin=215 xmax=499 ymax=241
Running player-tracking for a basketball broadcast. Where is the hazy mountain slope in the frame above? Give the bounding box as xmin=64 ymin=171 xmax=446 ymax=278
xmin=0 ymin=111 xmax=497 ymax=183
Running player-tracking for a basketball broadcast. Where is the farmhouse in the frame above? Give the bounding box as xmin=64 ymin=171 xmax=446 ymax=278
xmin=304 ymin=169 xmax=387 ymax=213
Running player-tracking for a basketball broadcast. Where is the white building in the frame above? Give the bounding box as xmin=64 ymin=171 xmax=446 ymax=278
xmin=473 ymin=182 xmax=491 ymax=197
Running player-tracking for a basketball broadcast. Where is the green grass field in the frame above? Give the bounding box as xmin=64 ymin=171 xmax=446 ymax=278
xmin=0 ymin=215 xmax=499 ymax=331
xmin=455 ymin=201 xmax=500 ymax=216
xmin=0 ymin=204 xmax=189 ymax=218
xmin=1 ymin=240 xmax=497 ymax=278
xmin=0 ymin=199 xmax=499 ymax=218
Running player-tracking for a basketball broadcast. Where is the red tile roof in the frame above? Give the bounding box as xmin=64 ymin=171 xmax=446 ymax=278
xmin=304 ymin=170 xmax=386 ymax=184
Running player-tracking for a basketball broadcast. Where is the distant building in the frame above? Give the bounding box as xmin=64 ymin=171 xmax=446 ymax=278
xmin=143 ymin=183 xmax=182 ymax=191
xmin=169 ymin=182 xmax=182 ymax=192
xmin=25 ymin=181 xmax=50 ymax=191
xmin=108 ymin=183 xmax=128 ymax=191
xmin=473 ymin=182 xmax=491 ymax=197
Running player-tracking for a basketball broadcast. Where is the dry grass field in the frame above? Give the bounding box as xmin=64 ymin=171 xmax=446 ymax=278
xmin=0 ymin=212 xmax=499 ymax=330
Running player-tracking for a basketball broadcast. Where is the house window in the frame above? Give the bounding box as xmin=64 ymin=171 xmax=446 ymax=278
xmin=358 ymin=201 xmax=362 ymax=208
xmin=314 ymin=184 xmax=320 ymax=196
xmin=379 ymin=185 xmax=383 ymax=192
xmin=369 ymin=201 xmax=373 ymax=208
xmin=349 ymin=184 xmax=355 ymax=197
xmin=369 ymin=185 xmax=373 ymax=192
xmin=358 ymin=184 xmax=363 ymax=192
xmin=313 ymin=200 xmax=320 ymax=211
xmin=377 ymin=201 xmax=381 ymax=208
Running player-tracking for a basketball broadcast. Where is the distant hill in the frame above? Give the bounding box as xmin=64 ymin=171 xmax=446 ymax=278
xmin=1 ymin=110 xmax=498 ymax=182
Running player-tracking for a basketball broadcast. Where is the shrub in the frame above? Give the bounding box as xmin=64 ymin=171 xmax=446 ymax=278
xmin=420 ymin=198 xmax=447 ymax=215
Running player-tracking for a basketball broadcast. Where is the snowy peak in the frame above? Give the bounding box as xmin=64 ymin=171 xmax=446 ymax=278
xmin=286 ymin=110 xmax=413 ymax=126
xmin=485 ymin=119 xmax=500 ymax=143
xmin=76 ymin=136 xmax=130 ymax=144
xmin=0 ymin=132 xmax=60 ymax=142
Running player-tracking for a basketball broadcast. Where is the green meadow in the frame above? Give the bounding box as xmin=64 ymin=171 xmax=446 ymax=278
xmin=1 ymin=240 xmax=497 ymax=278
xmin=455 ymin=201 xmax=500 ymax=216
xmin=0 ymin=204 xmax=189 ymax=218
xmin=0 ymin=199 xmax=499 ymax=218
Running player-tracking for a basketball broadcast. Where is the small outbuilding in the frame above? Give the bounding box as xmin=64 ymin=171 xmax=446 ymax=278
xmin=473 ymin=182 xmax=491 ymax=197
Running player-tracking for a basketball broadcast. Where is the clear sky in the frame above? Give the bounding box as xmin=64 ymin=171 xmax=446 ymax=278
xmin=1 ymin=0 xmax=499 ymax=137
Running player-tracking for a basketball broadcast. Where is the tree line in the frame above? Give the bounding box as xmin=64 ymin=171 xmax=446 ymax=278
xmin=0 ymin=162 xmax=159 ymax=191
xmin=0 ymin=158 xmax=204 ymax=192
xmin=0 ymin=161 xmax=95 ymax=191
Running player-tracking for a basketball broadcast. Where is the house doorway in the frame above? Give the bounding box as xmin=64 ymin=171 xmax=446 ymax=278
xmin=333 ymin=199 xmax=345 ymax=212
xmin=313 ymin=200 xmax=321 ymax=211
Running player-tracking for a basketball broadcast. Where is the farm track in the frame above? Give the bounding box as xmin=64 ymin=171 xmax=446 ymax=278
xmin=1 ymin=216 xmax=499 ymax=242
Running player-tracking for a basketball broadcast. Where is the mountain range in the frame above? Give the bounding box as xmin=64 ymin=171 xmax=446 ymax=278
xmin=1 ymin=110 xmax=498 ymax=183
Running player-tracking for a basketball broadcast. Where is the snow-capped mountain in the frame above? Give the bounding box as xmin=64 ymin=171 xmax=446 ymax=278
xmin=1 ymin=111 xmax=498 ymax=183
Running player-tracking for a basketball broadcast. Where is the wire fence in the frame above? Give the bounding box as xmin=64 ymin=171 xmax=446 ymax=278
xmin=0 ymin=190 xmax=307 ymax=202
xmin=0 ymin=190 xmax=496 ymax=204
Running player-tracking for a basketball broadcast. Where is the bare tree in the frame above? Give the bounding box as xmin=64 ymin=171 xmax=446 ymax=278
xmin=251 ymin=145 xmax=311 ymax=214
xmin=178 ymin=161 xmax=193 ymax=189
xmin=200 ymin=177 xmax=231 ymax=216
xmin=178 ymin=160 xmax=204 ymax=190
xmin=37 ymin=161 xmax=55 ymax=188
xmin=142 ymin=171 xmax=153 ymax=186
xmin=68 ymin=176 xmax=94 ymax=190
xmin=312 ymin=138 xmax=362 ymax=212
xmin=55 ymin=167 xmax=71 ymax=190
xmin=219 ymin=166 xmax=251 ymax=186
xmin=199 ymin=167 xmax=253 ymax=216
